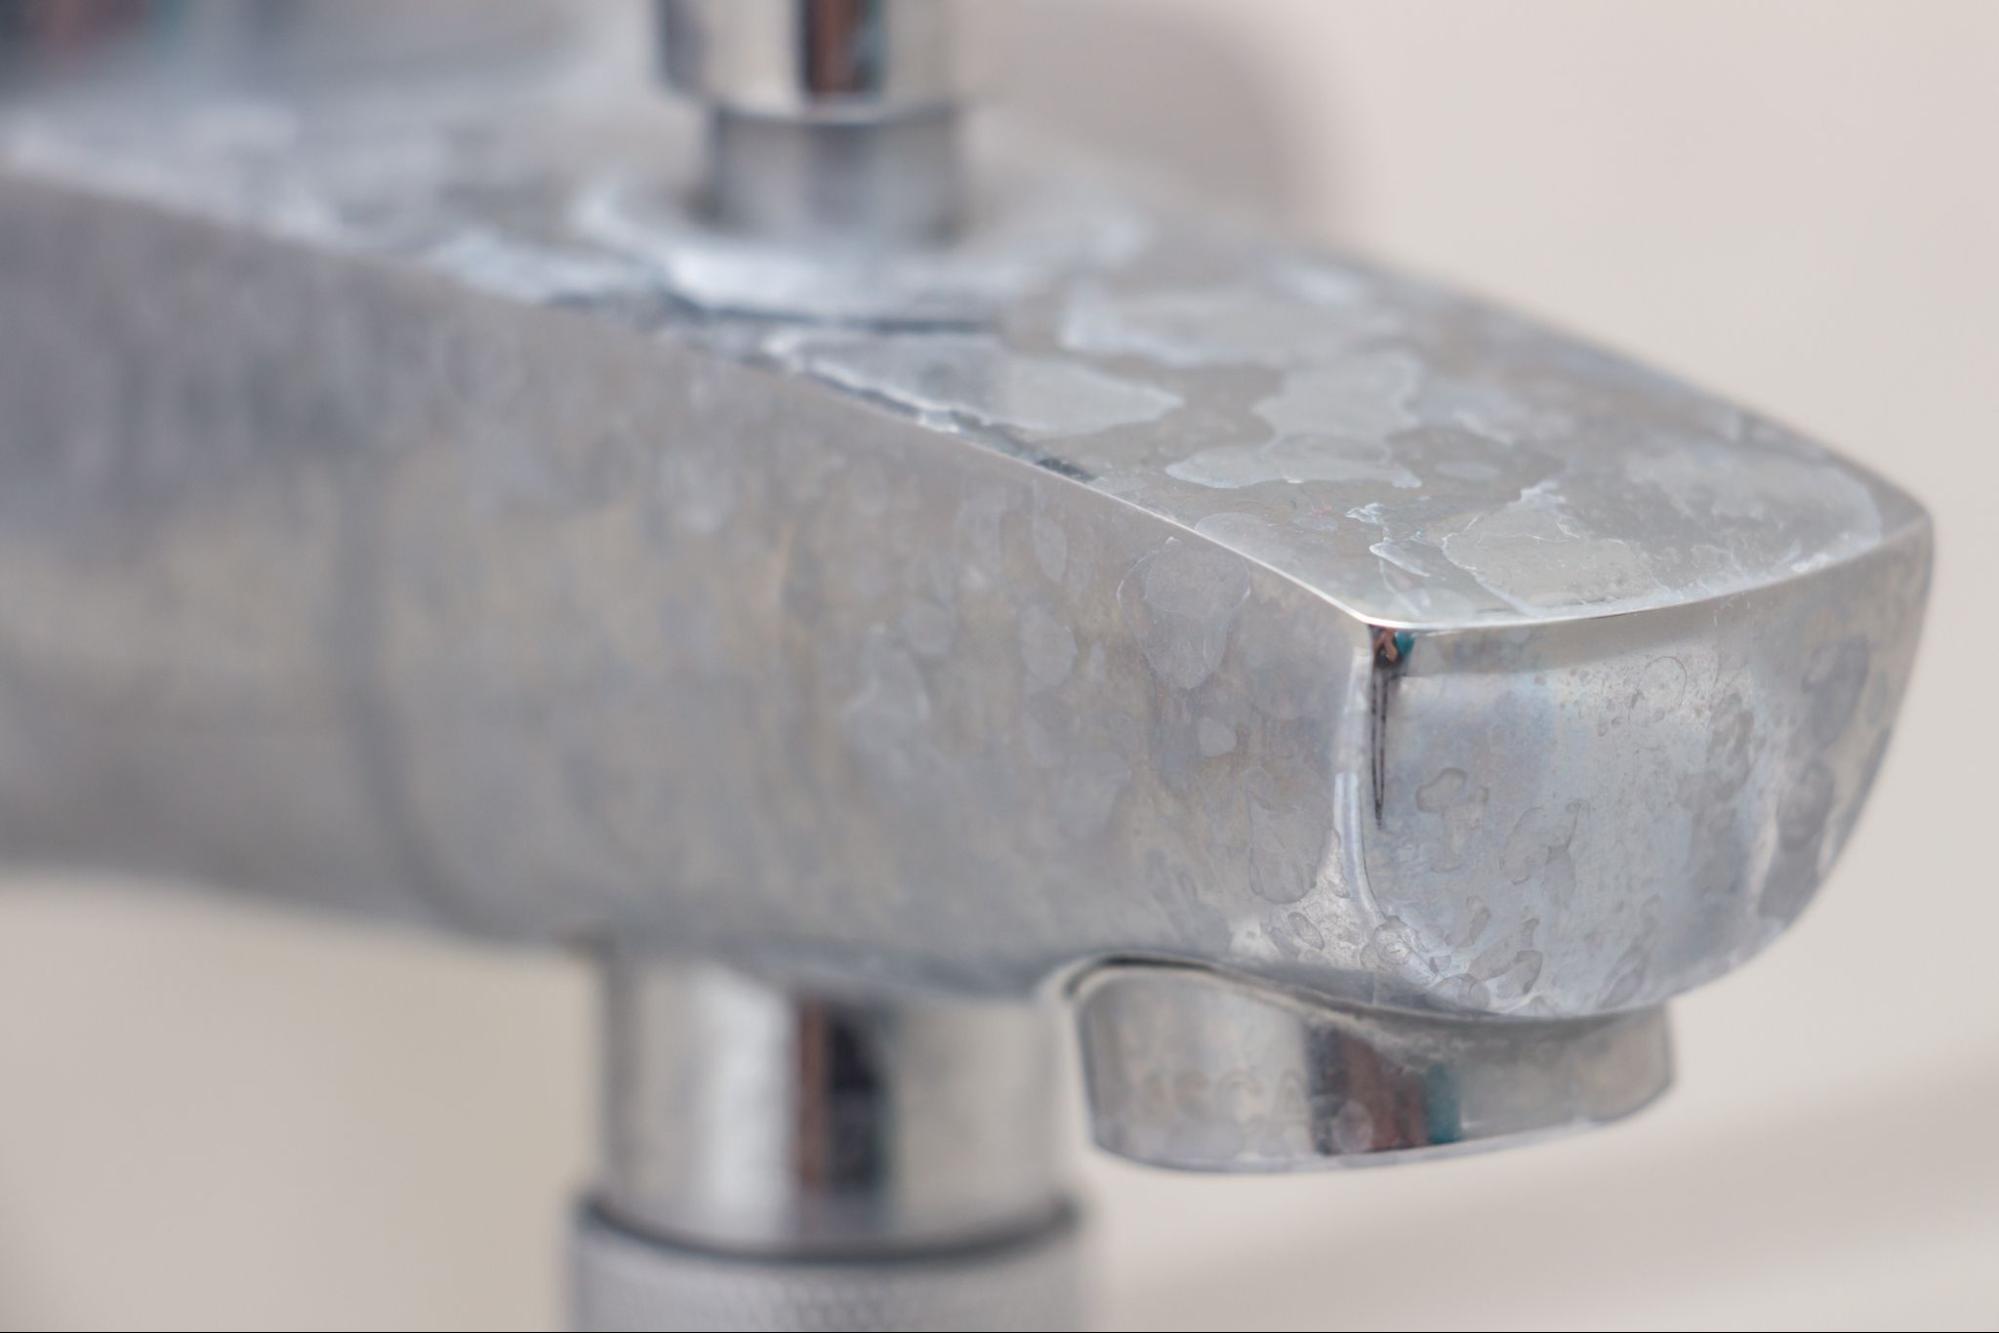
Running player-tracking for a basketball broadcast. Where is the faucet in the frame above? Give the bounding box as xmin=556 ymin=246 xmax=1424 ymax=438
xmin=0 ymin=2 xmax=1932 ymax=1328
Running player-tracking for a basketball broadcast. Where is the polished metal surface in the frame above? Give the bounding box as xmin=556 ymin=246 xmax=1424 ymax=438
xmin=572 ymin=1202 xmax=1084 ymax=1332
xmin=597 ymin=958 xmax=1067 ymax=1254
xmin=0 ymin=4 xmax=1936 ymax=1327
xmin=658 ymin=0 xmax=963 ymax=243
xmin=580 ymin=956 xmax=1077 ymax=1328
xmin=656 ymin=0 xmax=960 ymax=121
xmin=697 ymin=104 xmax=960 ymax=245
xmin=0 ymin=67 xmax=1928 ymax=1021
xmin=1076 ymin=964 xmax=1671 ymax=1171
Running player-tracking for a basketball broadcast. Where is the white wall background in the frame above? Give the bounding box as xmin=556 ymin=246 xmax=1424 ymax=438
xmin=1 ymin=3 xmax=1994 ymax=1328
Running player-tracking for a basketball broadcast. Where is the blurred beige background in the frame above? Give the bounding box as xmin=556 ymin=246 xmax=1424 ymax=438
xmin=2 ymin=2 xmax=1996 ymax=1328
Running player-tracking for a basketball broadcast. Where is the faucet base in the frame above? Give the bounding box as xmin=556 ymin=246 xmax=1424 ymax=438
xmin=570 ymin=1201 xmax=1083 ymax=1333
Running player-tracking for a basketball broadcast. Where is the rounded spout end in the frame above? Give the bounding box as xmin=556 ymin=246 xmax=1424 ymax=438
xmin=1074 ymin=965 xmax=1673 ymax=1173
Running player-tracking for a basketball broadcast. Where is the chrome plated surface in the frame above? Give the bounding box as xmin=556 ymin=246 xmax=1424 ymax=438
xmin=658 ymin=0 xmax=964 ymax=244
xmin=0 ymin=27 xmax=1931 ymax=1026
xmin=1076 ymin=964 xmax=1672 ymax=1171
xmin=0 ymin=11 xmax=1943 ymax=1329
xmin=656 ymin=0 xmax=961 ymax=121
xmin=583 ymin=955 xmax=1077 ymax=1327
xmin=597 ymin=957 xmax=1066 ymax=1254
xmin=696 ymin=103 xmax=960 ymax=245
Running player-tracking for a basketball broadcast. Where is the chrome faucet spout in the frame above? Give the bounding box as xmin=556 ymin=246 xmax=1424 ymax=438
xmin=0 ymin=4 xmax=1933 ymax=1329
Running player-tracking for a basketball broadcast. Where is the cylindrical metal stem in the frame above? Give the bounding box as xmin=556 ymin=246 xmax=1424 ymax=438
xmin=699 ymin=105 xmax=961 ymax=246
xmin=656 ymin=0 xmax=960 ymax=118
xmin=655 ymin=0 xmax=966 ymax=246
xmin=574 ymin=955 xmax=1081 ymax=1330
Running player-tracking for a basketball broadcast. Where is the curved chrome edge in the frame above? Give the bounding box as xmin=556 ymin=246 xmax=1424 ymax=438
xmin=1074 ymin=963 xmax=1673 ymax=1172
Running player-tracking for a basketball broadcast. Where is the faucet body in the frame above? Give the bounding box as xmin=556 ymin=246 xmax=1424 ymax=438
xmin=0 ymin=5 xmax=1931 ymax=1328
xmin=0 ymin=68 xmax=1929 ymax=1009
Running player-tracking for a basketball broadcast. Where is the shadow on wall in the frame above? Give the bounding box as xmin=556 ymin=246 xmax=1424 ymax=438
xmin=966 ymin=0 xmax=1324 ymax=230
